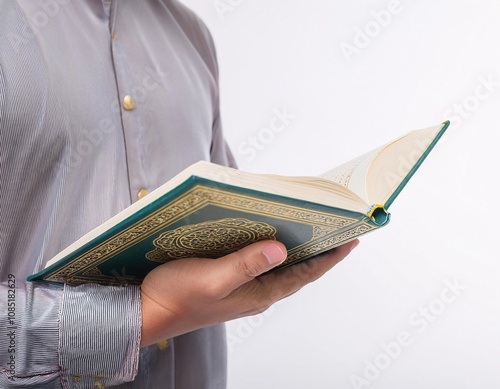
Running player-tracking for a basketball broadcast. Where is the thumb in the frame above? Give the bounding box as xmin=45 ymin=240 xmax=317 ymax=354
xmin=212 ymin=240 xmax=287 ymax=294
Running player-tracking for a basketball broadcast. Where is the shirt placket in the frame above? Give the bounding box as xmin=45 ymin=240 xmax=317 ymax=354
xmin=107 ymin=0 xmax=150 ymax=204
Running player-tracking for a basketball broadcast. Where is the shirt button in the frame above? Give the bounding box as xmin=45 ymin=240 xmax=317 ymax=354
xmin=137 ymin=188 xmax=149 ymax=200
xmin=112 ymin=32 xmax=118 ymax=40
xmin=157 ymin=339 xmax=169 ymax=350
xmin=123 ymin=95 xmax=135 ymax=111
xmin=94 ymin=381 xmax=105 ymax=389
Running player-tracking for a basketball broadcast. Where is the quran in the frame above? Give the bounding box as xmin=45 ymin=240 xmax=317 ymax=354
xmin=28 ymin=121 xmax=450 ymax=285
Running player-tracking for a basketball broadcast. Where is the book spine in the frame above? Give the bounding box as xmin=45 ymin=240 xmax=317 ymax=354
xmin=366 ymin=204 xmax=391 ymax=226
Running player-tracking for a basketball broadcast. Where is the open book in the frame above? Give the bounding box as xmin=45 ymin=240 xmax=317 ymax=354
xmin=28 ymin=121 xmax=450 ymax=285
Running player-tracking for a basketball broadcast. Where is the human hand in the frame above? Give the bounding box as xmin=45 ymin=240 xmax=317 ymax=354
xmin=140 ymin=239 xmax=359 ymax=347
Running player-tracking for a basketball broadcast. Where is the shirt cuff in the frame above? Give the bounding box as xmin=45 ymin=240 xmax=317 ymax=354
xmin=0 ymin=282 xmax=62 ymax=386
xmin=59 ymin=283 xmax=141 ymax=387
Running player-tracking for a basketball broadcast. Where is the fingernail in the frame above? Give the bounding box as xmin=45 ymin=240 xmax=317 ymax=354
xmin=262 ymin=243 xmax=287 ymax=265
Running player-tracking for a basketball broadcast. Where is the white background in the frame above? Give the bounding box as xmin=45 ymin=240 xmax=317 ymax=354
xmin=180 ymin=1 xmax=500 ymax=388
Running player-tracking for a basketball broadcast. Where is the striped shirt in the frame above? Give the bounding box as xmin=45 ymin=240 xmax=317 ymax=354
xmin=0 ymin=0 xmax=234 ymax=387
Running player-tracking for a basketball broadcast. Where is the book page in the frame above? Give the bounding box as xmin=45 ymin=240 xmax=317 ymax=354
xmin=319 ymin=122 xmax=447 ymax=209
xmin=365 ymin=123 xmax=444 ymax=207
xmin=318 ymin=147 xmax=383 ymax=204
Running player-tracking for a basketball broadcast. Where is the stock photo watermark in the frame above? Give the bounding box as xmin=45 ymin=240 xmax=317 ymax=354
xmin=213 ymin=0 xmax=245 ymax=21
xmin=443 ymin=74 xmax=500 ymax=127
xmin=227 ymin=302 xmax=280 ymax=353
xmin=5 ymin=274 xmax=16 ymax=382
xmin=340 ymin=0 xmax=403 ymax=64
xmin=349 ymin=278 xmax=467 ymax=388
xmin=382 ymin=125 xmax=440 ymax=189
xmin=227 ymin=252 xmax=335 ymax=353
xmin=8 ymin=0 xmax=71 ymax=52
xmin=58 ymin=66 xmax=168 ymax=170
xmin=237 ymin=107 xmax=296 ymax=162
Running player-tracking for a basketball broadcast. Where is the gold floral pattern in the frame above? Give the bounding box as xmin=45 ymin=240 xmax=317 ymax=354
xmin=146 ymin=218 xmax=277 ymax=262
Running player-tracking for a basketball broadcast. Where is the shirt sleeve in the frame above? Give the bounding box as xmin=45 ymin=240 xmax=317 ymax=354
xmin=205 ymin=25 xmax=237 ymax=170
xmin=0 ymin=281 xmax=141 ymax=388
xmin=210 ymin=113 xmax=237 ymax=169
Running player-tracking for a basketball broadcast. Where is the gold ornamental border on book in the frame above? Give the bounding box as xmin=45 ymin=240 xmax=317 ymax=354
xmin=47 ymin=185 xmax=368 ymax=284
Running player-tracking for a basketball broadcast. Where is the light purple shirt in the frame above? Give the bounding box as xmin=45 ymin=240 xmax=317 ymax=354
xmin=0 ymin=0 xmax=234 ymax=387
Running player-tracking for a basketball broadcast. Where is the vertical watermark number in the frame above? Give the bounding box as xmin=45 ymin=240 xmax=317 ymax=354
xmin=6 ymin=274 xmax=16 ymax=381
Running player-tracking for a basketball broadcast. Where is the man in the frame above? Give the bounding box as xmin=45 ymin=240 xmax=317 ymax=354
xmin=0 ymin=0 xmax=358 ymax=387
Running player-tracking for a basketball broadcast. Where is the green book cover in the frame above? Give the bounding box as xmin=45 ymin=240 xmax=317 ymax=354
xmin=27 ymin=121 xmax=449 ymax=285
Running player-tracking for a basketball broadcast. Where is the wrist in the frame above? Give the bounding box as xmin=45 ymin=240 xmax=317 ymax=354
xmin=140 ymin=289 xmax=181 ymax=348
